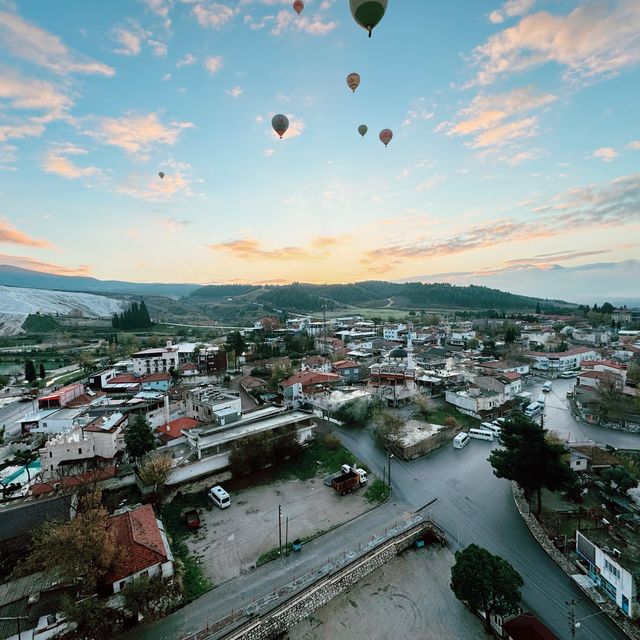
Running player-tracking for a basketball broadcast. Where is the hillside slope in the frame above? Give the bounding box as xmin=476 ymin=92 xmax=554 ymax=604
xmin=0 ymin=285 xmax=126 ymax=335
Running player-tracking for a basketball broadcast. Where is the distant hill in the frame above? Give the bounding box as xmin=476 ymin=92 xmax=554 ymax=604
xmin=0 ymin=265 xmax=200 ymax=297
xmin=189 ymin=281 xmax=576 ymax=313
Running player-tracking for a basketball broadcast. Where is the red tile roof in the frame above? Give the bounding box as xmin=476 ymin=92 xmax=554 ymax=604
xmin=332 ymin=360 xmax=358 ymax=369
xmin=156 ymin=417 xmax=202 ymax=442
xmin=108 ymin=374 xmax=140 ymax=385
xmin=280 ymin=371 xmax=342 ymax=388
xmin=105 ymin=504 xmax=168 ymax=585
xmin=179 ymin=362 xmax=198 ymax=371
xmin=142 ymin=372 xmax=171 ymax=382
xmin=502 ymin=613 xmax=560 ymax=640
xmin=503 ymin=371 xmax=522 ymax=381
xmin=66 ymin=391 xmax=106 ymax=407
xmin=31 ymin=466 xmax=117 ymax=497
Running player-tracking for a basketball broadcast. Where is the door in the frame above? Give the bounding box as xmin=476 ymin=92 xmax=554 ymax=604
xmin=622 ymin=595 xmax=629 ymax=615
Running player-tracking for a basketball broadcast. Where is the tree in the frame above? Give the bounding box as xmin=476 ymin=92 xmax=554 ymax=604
xmin=112 ymin=300 xmax=152 ymax=330
xmin=535 ymin=301 xmax=541 ymax=314
xmin=20 ymin=490 xmax=118 ymax=594
xmin=121 ymin=575 xmax=154 ymax=619
xmin=61 ymin=595 xmax=117 ymax=639
xmin=627 ymin=361 xmax=640 ymax=388
xmin=450 ymin=544 xmax=523 ymax=632
xmin=24 ymin=360 xmax=37 ymax=383
xmin=13 ymin=449 xmax=36 ymax=482
xmin=78 ymin=351 xmax=94 ymax=372
xmin=601 ymin=466 xmax=638 ymax=495
xmin=39 ymin=363 xmax=46 ymax=380
xmin=226 ymin=331 xmax=246 ymax=358
xmin=373 ymin=411 xmax=405 ymax=450
xmin=600 ymin=302 xmax=614 ymax=315
xmin=137 ymin=454 xmax=173 ymax=491
xmin=488 ymin=413 xmax=573 ymax=518
xmin=125 ymin=414 xmax=156 ymax=459
xmin=504 ymin=325 xmax=518 ymax=344
xmin=413 ymin=395 xmax=432 ymax=420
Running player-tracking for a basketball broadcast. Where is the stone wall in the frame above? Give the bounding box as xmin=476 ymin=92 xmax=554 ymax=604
xmin=512 ymin=483 xmax=640 ymax=640
xmin=218 ymin=523 xmax=425 ymax=640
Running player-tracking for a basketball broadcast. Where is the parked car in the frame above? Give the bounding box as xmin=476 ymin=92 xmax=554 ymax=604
xmin=183 ymin=509 xmax=201 ymax=530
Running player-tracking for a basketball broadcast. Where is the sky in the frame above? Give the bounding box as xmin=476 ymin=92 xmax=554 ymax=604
xmin=0 ymin=0 xmax=639 ymax=302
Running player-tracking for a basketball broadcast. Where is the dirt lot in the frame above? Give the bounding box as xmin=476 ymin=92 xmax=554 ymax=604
xmin=287 ymin=544 xmax=486 ymax=640
xmin=185 ymin=475 xmax=373 ymax=583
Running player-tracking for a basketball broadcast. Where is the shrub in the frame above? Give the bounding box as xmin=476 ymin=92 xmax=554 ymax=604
xmin=324 ymin=433 xmax=341 ymax=450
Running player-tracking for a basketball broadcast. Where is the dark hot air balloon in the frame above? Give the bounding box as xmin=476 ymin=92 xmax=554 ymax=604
xmin=350 ymin=0 xmax=388 ymax=38
xmin=379 ymin=129 xmax=393 ymax=147
xmin=358 ymin=124 xmax=368 ymax=138
xmin=158 ymin=171 xmax=165 ymax=179
xmin=293 ymin=0 xmax=304 ymax=16
xmin=272 ymin=114 xmax=290 ymax=139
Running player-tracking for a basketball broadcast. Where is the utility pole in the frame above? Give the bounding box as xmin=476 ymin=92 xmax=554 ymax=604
xmin=566 ymin=598 xmax=579 ymax=638
xmin=285 ymin=516 xmax=289 ymax=557
xmin=387 ymin=453 xmax=394 ymax=493
xmin=278 ymin=505 xmax=282 ymax=557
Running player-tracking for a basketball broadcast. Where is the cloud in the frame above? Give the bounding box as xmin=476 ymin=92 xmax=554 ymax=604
xmin=503 ymin=249 xmax=612 ymax=266
xmin=0 ymin=143 xmax=17 ymax=171
xmin=82 ymin=112 xmax=194 ymax=154
xmin=176 ymin=53 xmax=197 ymax=67
xmin=162 ymin=73 xmax=172 ymax=81
xmin=190 ymin=3 xmax=236 ymax=28
xmin=445 ymin=86 xmax=556 ymax=150
xmin=158 ymin=217 xmax=190 ymax=232
xmin=268 ymin=114 xmax=304 ymax=139
xmin=144 ymin=0 xmax=173 ymax=18
xmin=0 ymin=220 xmax=50 ymax=247
xmin=591 ymin=147 xmax=618 ymax=162
xmin=489 ymin=0 xmax=534 ymax=24
xmin=263 ymin=148 xmax=275 ymax=157
xmin=204 ymin=55 xmax=223 ymax=74
xmin=42 ymin=145 xmax=100 ymax=179
xmin=0 ymin=67 xmax=73 ymax=118
xmin=362 ymin=172 xmax=640 ymax=269
xmin=225 ymin=86 xmax=243 ymax=98
xmin=111 ymin=22 xmax=167 ymax=57
xmin=0 ymin=253 xmax=90 ymax=275
xmin=471 ymin=1 xmax=640 ymax=86
xmin=402 ymin=97 xmax=435 ymax=127
xmin=416 ymin=173 xmax=445 ymax=192
xmin=208 ymin=234 xmax=345 ymax=261
xmin=0 ymin=10 xmax=114 ymax=76
xmin=626 ymin=140 xmax=640 ymax=150
xmin=118 ymin=159 xmax=195 ymax=201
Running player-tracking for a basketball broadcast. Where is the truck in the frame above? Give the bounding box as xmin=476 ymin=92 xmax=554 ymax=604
xmin=331 ymin=464 xmax=368 ymax=496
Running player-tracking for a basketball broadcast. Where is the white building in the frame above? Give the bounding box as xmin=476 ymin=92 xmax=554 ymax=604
xmin=576 ymin=530 xmax=637 ymax=618
xmin=526 ymin=347 xmax=598 ymax=374
xmin=39 ymin=413 xmax=127 ymax=479
xmin=445 ymin=387 xmax=507 ymax=419
xmin=383 ymin=323 xmax=408 ymax=341
xmin=132 ymin=342 xmax=179 ymax=376
xmin=185 ymin=386 xmax=242 ymax=424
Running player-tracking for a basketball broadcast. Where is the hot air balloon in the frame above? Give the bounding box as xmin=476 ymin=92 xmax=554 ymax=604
xmin=293 ymin=0 xmax=304 ymax=15
xmin=272 ymin=114 xmax=289 ymax=139
xmin=346 ymin=72 xmax=361 ymax=93
xmin=379 ymin=128 xmax=393 ymax=147
xmin=350 ymin=0 xmax=388 ymax=37
xmin=358 ymin=124 xmax=368 ymax=138
xmin=158 ymin=171 xmax=165 ymax=179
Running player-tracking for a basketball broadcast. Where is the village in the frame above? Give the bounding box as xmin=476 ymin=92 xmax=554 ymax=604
xmin=0 ymin=303 xmax=638 ymax=639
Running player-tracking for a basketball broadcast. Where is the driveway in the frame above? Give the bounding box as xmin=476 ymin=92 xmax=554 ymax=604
xmin=187 ymin=476 xmax=373 ymax=583
xmin=288 ymin=544 xmax=486 ymax=640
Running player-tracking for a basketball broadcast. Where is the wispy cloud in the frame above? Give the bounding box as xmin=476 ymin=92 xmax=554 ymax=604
xmin=158 ymin=217 xmax=190 ymax=232
xmin=176 ymin=53 xmax=197 ymax=68
xmin=444 ymin=86 xmax=556 ymax=151
xmin=225 ymin=86 xmax=243 ymax=98
xmin=42 ymin=144 xmax=100 ymax=179
xmin=402 ymin=97 xmax=435 ymax=127
xmin=204 ymin=55 xmax=223 ymax=75
xmin=471 ymin=1 xmax=640 ymax=86
xmin=625 ymin=140 xmax=640 ymax=150
xmin=0 ymin=220 xmax=50 ymax=247
xmin=0 ymin=10 xmax=114 ymax=75
xmin=0 ymin=143 xmax=18 ymax=171
xmin=590 ymin=147 xmax=618 ymax=162
xmin=416 ymin=173 xmax=445 ymax=192
xmin=0 ymin=253 xmax=89 ymax=275
xmin=489 ymin=0 xmax=534 ymax=24
xmin=208 ymin=234 xmax=346 ymax=261
xmin=81 ymin=112 xmax=194 ymax=154
xmin=190 ymin=3 xmax=236 ymax=29
xmin=118 ymin=159 xmax=196 ymax=201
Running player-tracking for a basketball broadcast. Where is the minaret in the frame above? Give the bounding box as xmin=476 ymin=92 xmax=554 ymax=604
xmin=406 ymin=324 xmax=415 ymax=370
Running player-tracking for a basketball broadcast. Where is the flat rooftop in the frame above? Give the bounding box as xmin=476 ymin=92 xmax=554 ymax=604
xmin=399 ymin=420 xmax=448 ymax=447
xmin=579 ymin=526 xmax=640 ymax=577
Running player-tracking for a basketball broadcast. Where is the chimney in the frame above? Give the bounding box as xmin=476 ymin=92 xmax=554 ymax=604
xmin=164 ymin=395 xmax=170 ymax=423
xmin=166 ymin=423 xmax=171 ymax=432
xmin=166 ymin=340 xmax=172 ymax=348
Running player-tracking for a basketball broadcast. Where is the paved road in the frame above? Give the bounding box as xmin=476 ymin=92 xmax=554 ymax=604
xmin=0 ymin=398 xmax=37 ymax=438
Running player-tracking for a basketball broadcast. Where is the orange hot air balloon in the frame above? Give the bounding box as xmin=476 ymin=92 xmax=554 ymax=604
xmin=379 ymin=129 xmax=393 ymax=147
xmin=346 ymin=72 xmax=361 ymax=93
xmin=293 ymin=0 xmax=304 ymax=15
xmin=272 ymin=114 xmax=290 ymax=139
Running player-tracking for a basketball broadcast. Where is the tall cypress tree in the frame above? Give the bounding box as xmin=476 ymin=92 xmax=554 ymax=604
xmin=24 ymin=360 xmax=37 ymax=383
xmin=39 ymin=363 xmax=46 ymax=379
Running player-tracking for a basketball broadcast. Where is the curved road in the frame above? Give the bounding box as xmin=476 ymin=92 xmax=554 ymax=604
xmin=335 ymin=376 xmax=638 ymax=640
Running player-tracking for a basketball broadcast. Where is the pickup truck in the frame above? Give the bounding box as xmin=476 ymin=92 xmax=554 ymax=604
xmin=330 ymin=464 xmax=368 ymax=496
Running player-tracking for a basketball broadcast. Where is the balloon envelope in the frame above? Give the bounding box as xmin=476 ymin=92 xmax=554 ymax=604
xmin=293 ymin=0 xmax=304 ymax=15
xmin=349 ymin=0 xmax=388 ymax=37
xmin=379 ymin=129 xmax=393 ymax=147
xmin=346 ymin=72 xmax=361 ymax=92
xmin=272 ymin=114 xmax=290 ymax=139
xmin=358 ymin=125 xmax=368 ymax=137
xmin=158 ymin=172 xmax=165 ymax=179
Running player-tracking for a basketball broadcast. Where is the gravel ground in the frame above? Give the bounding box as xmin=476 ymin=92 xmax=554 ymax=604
xmin=287 ymin=544 xmax=486 ymax=640
xmin=186 ymin=475 xmax=373 ymax=583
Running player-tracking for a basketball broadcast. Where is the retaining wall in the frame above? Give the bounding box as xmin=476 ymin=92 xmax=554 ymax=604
xmin=218 ymin=522 xmax=426 ymax=640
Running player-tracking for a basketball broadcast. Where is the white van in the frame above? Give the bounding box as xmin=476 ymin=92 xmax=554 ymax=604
xmin=453 ymin=432 xmax=470 ymax=449
xmin=537 ymin=394 xmax=546 ymax=406
xmin=469 ymin=427 xmax=494 ymax=442
xmin=484 ymin=422 xmax=502 ymax=437
xmin=543 ymin=381 xmax=553 ymax=392
xmin=208 ymin=485 xmax=230 ymax=509
xmin=524 ymin=402 xmax=541 ymax=417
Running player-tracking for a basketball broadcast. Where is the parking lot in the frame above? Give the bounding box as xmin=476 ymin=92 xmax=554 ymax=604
xmin=287 ymin=544 xmax=486 ymax=640
xmin=185 ymin=475 xmax=374 ymax=583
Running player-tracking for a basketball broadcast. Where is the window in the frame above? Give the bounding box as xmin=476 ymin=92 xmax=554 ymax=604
xmin=604 ymin=559 xmax=621 ymax=579
xmin=600 ymin=575 xmax=617 ymax=600
xmin=78 ymin=448 xmax=82 ymax=454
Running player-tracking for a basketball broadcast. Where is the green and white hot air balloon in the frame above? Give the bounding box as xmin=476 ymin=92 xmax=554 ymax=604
xmin=358 ymin=124 xmax=368 ymax=138
xmin=349 ymin=0 xmax=388 ymax=38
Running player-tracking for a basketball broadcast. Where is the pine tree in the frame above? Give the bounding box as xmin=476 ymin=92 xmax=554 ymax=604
xmin=39 ymin=363 xmax=46 ymax=379
xmin=535 ymin=301 xmax=541 ymax=314
xmin=24 ymin=360 xmax=37 ymax=383
xmin=124 ymin=414 xmax=156 ymax=459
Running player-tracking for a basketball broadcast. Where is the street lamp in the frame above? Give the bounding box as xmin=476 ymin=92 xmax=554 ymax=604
xmin=387 ymin=452 xmax=394 ymax=494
